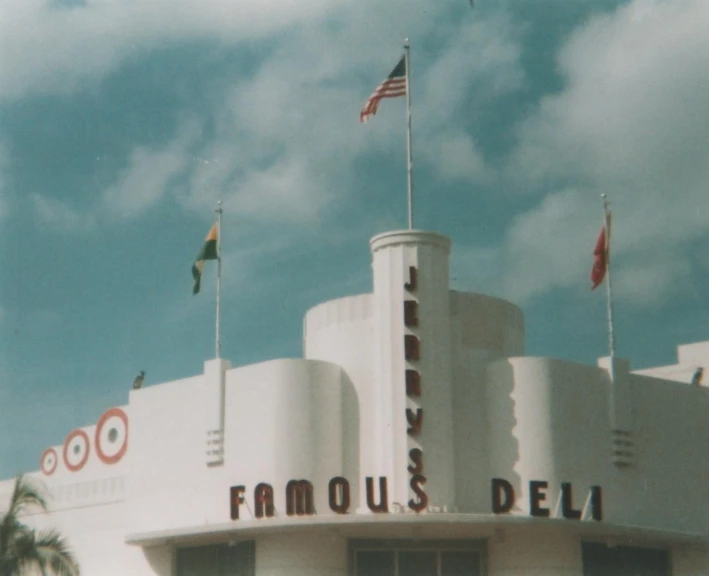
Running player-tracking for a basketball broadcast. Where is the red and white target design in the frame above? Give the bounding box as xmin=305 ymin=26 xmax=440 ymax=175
xmin=40 ymin=448 xmax=58 ymax=476
xmin=63 ymin=429 xmax=90 ymax=472
xmin=94 ymin=407 xmax=128 ymax=465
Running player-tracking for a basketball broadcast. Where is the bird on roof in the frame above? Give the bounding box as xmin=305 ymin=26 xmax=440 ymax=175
xmin=133 ymin=370 xmax=145 ymax=390
xmin=691 ymin=367 xmax=703 ymax=386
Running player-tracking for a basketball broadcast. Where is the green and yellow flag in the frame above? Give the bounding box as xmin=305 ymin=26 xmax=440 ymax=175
xmin=192 ymin=222 xmax=218 ymax=294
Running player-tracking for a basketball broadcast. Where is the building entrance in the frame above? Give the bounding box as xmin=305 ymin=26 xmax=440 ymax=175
xmin=352 ymin=540 xmax=483 ymax=576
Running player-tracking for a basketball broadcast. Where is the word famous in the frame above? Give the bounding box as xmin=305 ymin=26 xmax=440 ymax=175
xmin=229 ymin=477 xmax=603 ymax=521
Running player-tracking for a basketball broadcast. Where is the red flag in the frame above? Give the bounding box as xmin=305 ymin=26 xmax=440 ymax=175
xmin=590 ymin=226 xmax=608 ymax=290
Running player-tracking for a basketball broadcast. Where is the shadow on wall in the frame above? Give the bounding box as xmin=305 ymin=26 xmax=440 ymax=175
xmin=486 ymin=360 xmax=521 ymax=513
xmin=548 ymin=361 xmax=610 ymax=482
xmin=341 ymin=369 xmax=360 ymax=509
xmin=143 ymin=544 xmax=173 ymax=576
xmin=451 ymin=349 xmax=498 ymax=513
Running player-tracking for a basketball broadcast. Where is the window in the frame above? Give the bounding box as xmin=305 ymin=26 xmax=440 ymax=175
xmin=177 ymin=541 xmax=255 ymax=576
xmin=351 ymin=540 xmax=484 ymax=576
xmin=582 ymin=542 xmax=670 ymax=576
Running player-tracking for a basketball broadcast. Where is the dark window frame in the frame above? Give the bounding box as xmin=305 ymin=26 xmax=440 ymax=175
xmin=349 ymin=538 xmax=487 ymax=576
xmin=176 ymin=540 xmax=255 ymax=576
xmin=581 ymin=541 xmax=671 ymax=576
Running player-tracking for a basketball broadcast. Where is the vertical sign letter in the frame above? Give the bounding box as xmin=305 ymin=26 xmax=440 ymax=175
xmin=406 ymin=409 xmax=423 ymax=435
xmin=405 ymin=370 xmax=421 ymax=397
xmin=404 ymin=335 xmax=420 ymax=361
xmin=407 ymin=448 xmax=424 ymax=474
xmin=404 ymin=300 xmax=419 ymax=327
xmin=404 ymin=266 xmax=418 ymax=292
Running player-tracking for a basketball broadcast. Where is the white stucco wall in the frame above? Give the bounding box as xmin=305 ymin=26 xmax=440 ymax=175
xmin=450 ymin=292 xmax=525 ymax=514
xmin=126 ymin=359 xmax=356 ymax=535
xmin=485 ymin=355 xmax=709 ymax=534
xmin=304 ymin=293 xmax=372 ymax=510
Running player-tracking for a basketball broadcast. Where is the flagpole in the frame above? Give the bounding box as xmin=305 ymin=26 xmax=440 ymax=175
xmin=404 ymin=39 xmax=414 ymax=230
xmin=215 ymin=200 xmax=222 ymax=359
xmin=602 ymin=194 xmax=616 ymax=373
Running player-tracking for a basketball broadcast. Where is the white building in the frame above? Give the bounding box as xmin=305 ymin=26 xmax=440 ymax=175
xmin=2 ymin=229 xmax=708 ymax=576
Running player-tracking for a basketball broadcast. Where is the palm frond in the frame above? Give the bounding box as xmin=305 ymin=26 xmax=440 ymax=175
xmin=0 ymin=475 xmax=48 ymax=558
xmin=35 ymin=530 xmax=80 ymax=576
xmin=0 ymin=553 xmax=21 ymax=576
xmin=0 ymin=529 xmax=80 ymax=576
xmin=7 ymin=475 xmax=48 ymax=517
xmin=1 ymin=526 xmax=41 ymax=575
xmin=0 ymin=477 xmax=79 ymax=576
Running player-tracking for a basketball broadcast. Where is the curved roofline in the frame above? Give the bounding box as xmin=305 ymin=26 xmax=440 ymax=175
xmin=126 ymin=512 xmax=708 ymax=549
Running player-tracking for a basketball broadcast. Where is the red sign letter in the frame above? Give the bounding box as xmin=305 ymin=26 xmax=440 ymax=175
xmin=230 ymin=485 xmax=245 ymax=520
xmin=366 ymin=476 xmax=388 ymax=513
xmin=491 ymin=478 xmax=515 ymax=514
xmin=404 ymin=266 xmax=417 ymax=292
xmin=286 ymin=479 xmax=315 ymax=516
xmin=404 ymin=300 xmax=419 ymax=327
xmin=405 ymin=370 xmax=421 ymax=397
xmin=404 ymin=335 xmax=420 ymax=361
xmin=254 ymin=483 xmax=275 ymax=518
xmin=328 ymin=476 xmax=350 ymax=514
xmin=406 ymin=408 xmax=423 ymax=435
xmin=408 ymin=475 xmax=428 ymax=512
xmin=407 ymin=448 xmax=424 ymax=475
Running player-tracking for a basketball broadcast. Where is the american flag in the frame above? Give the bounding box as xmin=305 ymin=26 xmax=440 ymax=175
xmin=360 ymin=55 xmax=407 ymax=123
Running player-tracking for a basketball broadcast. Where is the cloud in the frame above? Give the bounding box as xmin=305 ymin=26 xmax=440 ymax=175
xmin=27 ymin=124 xmax=196 ymax=228
xmin=500 ymin=0 xmax=709 ymax=305
xmin=180 ymin=2 xmax=524 ymax=220
xmin=419 ymin=13 xmax=525 ymax=182
xmin=421 ymin=12 xmax=525 ymax=122
xmin=501 ymin=189 xmax=593 ymax=301
xmin=0 ymin=0 xmax=348 ymax=101
xmin=32 ymin=194 xmax=95 ymax=232
xmin=102 ymin=122 xmax=198 ymax=217
xmin=425 ymin=130 xmax=486 ymax=183
xmin=613 ymin=252 xmax=693 ymax=307
xmin=11 ymin=0 xmax=525 ymax=231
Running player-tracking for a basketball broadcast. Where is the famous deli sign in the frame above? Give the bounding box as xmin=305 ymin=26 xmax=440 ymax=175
xmin=229 ymin=265 xmax=603 ymax=522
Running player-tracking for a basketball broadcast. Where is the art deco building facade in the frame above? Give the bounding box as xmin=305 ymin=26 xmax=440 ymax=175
xmin=1 ymin=230 xmax=708 ymax=575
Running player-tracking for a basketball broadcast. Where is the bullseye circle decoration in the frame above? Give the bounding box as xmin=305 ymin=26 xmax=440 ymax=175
xmin=63 ymin=429 xmax=90 ymax=472
xmin=40 ymin=448 xmax=58 ymax=476
xmin=94 ymin=407 xmax=128 ymax=465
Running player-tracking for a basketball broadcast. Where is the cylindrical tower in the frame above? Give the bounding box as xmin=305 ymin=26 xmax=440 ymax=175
xmin=370 ymin=230 xmax=455 ymax=511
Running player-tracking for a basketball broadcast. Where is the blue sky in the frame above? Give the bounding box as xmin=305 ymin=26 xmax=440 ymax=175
xmin=1 ymin=0 xmax=709 ymax=477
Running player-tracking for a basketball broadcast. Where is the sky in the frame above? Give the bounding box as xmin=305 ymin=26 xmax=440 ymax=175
xmin=1 ymin=0 xmax=708 ymax=477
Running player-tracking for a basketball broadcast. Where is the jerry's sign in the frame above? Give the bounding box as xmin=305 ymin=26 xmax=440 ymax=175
xmin=229 ymin=264 xmax=603 ymax=523
xmin=403 ymin=265 xmax=426 ymax=511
